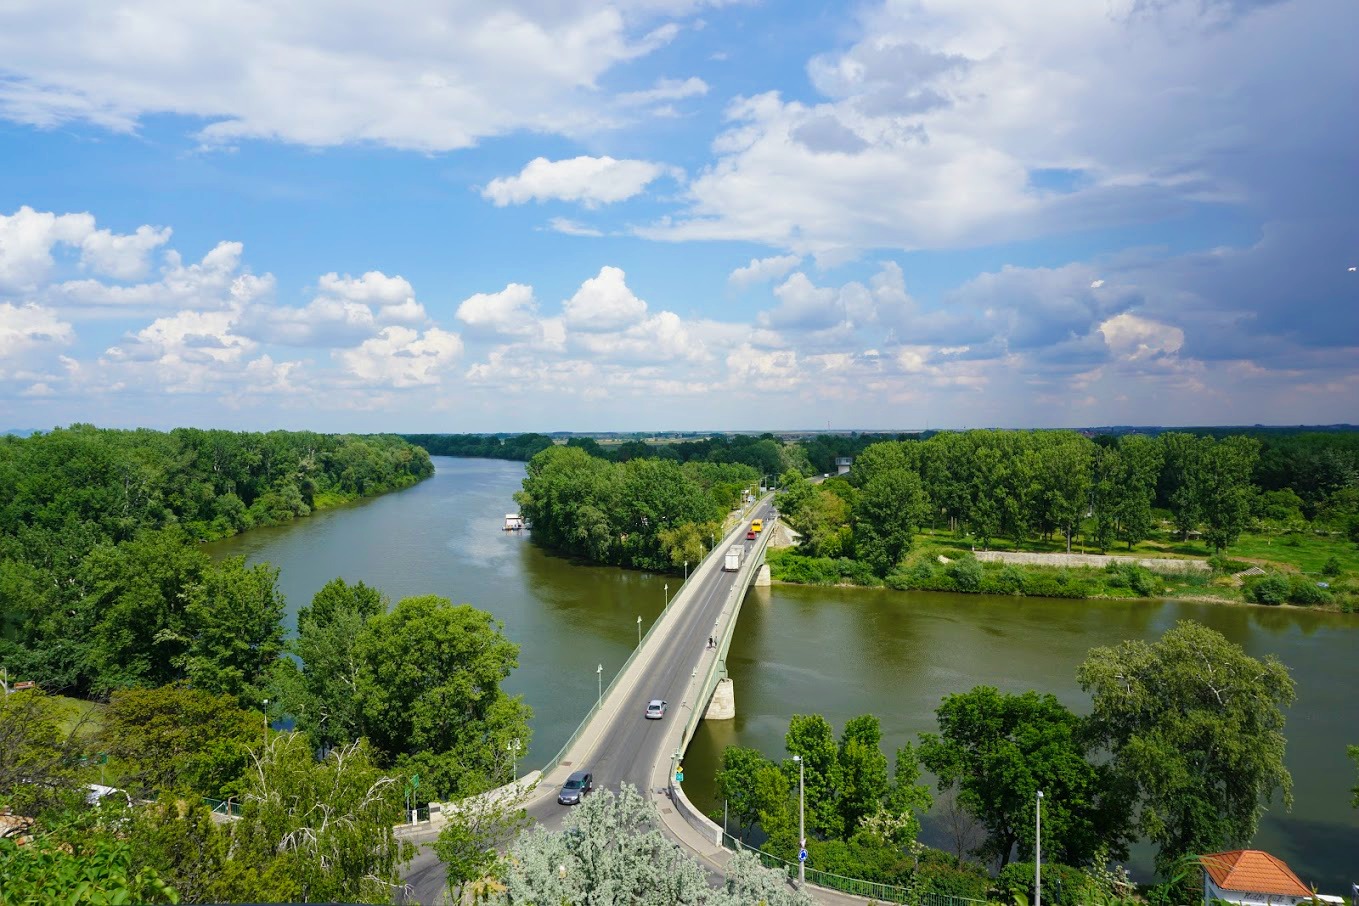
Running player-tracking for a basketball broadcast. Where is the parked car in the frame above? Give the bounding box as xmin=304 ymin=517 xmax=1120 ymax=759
xmin=557 ymin=770 xmax=593 ymax=805
xmin=645 ymin=699 xmax=667 ymax=720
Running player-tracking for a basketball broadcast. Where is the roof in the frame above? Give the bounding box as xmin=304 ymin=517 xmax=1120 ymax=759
xmin=1200 ymin=851 xmax=1311 ymax=897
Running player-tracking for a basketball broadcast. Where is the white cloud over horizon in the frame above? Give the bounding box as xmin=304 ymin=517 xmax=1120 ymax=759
xmin=483 ymin=156 xmax=677 ymax=208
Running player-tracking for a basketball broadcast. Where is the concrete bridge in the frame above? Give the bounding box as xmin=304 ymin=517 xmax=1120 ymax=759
xmin=401 ymin=497 xmax=872 ymax=903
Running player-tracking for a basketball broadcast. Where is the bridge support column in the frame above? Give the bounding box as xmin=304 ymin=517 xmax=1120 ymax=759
xmin=704 ymin=677 xmax=735 ymax=720
xmin=752 ymin=563 xmax=771 ymax=587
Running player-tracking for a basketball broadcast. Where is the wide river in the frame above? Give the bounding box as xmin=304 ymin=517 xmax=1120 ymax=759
xmin=210 ymin=457 xmax=1358 ymax=893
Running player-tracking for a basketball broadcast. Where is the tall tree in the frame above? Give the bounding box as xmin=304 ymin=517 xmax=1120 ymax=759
xmin=179 ymin=557 xmax=285 ymax=707
xmin=852 ymin=469 xmax=926 ymax=575
xmin=918 ymin=686 xmax=1132 ymax=869
xmin=837 ymin=714 xmax=890 ymax=833
xmin=353 ymin=595 xmax=531 ymax=798
xmin=715 ymin=745 xmax=773 ymax=839
xmin=1078 ymin=621 xmax=1295 ymax=875
xmin=1199 ymin=436 xmax=1260 ymax=552
xmin=785 ymin=713 xmax=844 ymax=839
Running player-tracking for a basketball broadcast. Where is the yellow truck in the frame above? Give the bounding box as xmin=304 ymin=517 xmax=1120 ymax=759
xmin=751 ymin=519 xmax=763 ymax=534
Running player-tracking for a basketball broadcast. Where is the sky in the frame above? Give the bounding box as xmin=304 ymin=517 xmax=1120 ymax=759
xmin=0 ymin=0 xmax=1356 ymax=434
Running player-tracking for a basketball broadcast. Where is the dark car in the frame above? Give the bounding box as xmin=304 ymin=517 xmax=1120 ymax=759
xmin=557 ymin=770 xmax=593 ymax=805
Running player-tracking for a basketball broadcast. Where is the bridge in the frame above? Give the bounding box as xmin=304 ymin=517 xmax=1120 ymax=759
xmin=400 ymin=496 xmax=868 ymax=902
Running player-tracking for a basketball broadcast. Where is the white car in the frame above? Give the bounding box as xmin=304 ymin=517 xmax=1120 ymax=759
xmin=645 ymin=699 xmax=667 ymax=720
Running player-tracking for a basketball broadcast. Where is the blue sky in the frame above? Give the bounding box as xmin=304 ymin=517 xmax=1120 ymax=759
xmin=1 ymin=0 xmax=1355 ymax=433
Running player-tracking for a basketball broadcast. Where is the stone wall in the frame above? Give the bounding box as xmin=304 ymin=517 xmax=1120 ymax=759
xmin=972 ymin=550 xmax=1209 ymax=573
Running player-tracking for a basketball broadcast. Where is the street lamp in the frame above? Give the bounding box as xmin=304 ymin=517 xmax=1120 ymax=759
xmin=636 ymin=615 xmax=642 ymax=645
xmin=261 ymin=699 xmax=269 ymax=742
xmin=1035 ymin=790 xmax=1044 ymax=906
xmin=684 ymin=559 xmax=688 ymax=581
xmin=664 ymin=583 xmax=669 ymax=611
xmin=792 ymin=754 xmax=806 ymax=888
xmin=507 ymin=738 xmax=520 ymax=781
xmin=596 ymin=663 xmax=603 ymax=708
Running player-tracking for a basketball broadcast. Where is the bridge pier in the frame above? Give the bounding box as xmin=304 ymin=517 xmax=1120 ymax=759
xmin=704 ymin=677 xmax=735 ymax=720
xmin=752 ymin=563 xmax=771 ymax=587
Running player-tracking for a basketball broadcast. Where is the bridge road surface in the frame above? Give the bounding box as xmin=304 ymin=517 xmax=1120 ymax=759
xmin=401 ymin=501 xmax=777 ymax=905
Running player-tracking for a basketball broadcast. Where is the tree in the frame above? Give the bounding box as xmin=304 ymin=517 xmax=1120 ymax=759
xmin=353 ymin=595 xmax=531 ymax=798
xmin=714 ymin=746 xmax=772 ymax=839
xmin=286 ymin=578 xmax=386 ymax=749
xmin=1078 ymin=621 xmax=1295 ymax=875
xmin=1199 ymin=436 xmax=1260 ymax=552
xmin=434 ymin=781 xmax=532 ymax=904
xmin=0 ymin=689 xmax=86 ymax=817
xmin=1 ymin=822 xmax=181 ymax=905
xmin=101 ymin=686 xmax=260 ymax=801
xmin=1037 ymin=437 xmax=1093 ymax=553
xmin=179 ymin=557 xmax=285 ymax=707
xmin=837 ymin=715 xmax=890 ymax=833
xmin=852 ymin=469 xmax=926 ymax=575
xmin=493 ymin=784 xmax=813 ymax=906
xmin=918 ymin=686 xmax=1132 ymax=869
xmin=1349 ymin=745 xmax=1359 ymax=808
xmin=786 ymin=713 xmax=844 ymax=838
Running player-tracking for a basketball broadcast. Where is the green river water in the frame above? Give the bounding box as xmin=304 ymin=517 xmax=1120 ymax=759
xmin=209 ymin=457 xmax=1359 ymax=893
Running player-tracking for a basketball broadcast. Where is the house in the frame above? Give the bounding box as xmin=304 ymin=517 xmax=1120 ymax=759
xmin=1199 ymin=850 xmax=1317 ymax=906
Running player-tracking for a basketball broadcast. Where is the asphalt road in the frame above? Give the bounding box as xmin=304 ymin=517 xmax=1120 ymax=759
xmin=400 ymin=501 xmax=774 ymax=905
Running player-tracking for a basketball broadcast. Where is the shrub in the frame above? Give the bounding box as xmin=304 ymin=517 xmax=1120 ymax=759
xmin=913 ymin=856 xmax=989 ymax=902
xmin=1322 ymin=556 xmax=1342 ymax=578
xmin=1208 ymin=553 xmax=1250 ymax=575
xmin=985 ymin=565 xmax=1026 ymax=595
xmin=1244 ymin=573 xmax=1290 ymax=605
xmin=994 ymin=862 xmax=1095 ymax=906
xmin=947 ymin=556 xmax=983 ymax=593
xmin=1287 ymin=576 xmax=1331 ymax=606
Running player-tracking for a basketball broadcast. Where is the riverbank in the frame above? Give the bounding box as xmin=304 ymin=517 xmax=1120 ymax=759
xmin=764 ymin=543 xmax=1358 ymax=612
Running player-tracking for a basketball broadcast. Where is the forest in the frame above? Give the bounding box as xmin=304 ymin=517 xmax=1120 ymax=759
xmin=0 ymin=425 xmax=433 ymax=696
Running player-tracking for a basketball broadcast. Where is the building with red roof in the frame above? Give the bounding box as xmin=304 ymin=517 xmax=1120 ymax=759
xmin=1198 ymin=850 xmax=1328 ymax=906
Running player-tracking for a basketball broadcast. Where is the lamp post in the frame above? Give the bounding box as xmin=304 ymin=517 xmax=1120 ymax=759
xmin=636 ymin=615 xmax=642 ymax=645
xmin=664 ymin=583 xmax=669 ymax=611
xmin=684 ymin=560 xmax=688 ymax=581
xmin=596 ymin=664 xmax=603 ymax=708
xmin=508 ymin=738 xmax=520 ymax=781
xmin=793 ymin=754 xmax=805 ymax=888
xmin=1035 ymin=790 xmax=1043 ymax=906
xmin=261 ymin=699 xmax=269 ymax=743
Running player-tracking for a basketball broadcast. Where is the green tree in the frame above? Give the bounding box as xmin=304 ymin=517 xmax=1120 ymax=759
xmin=715 ymin=745 xmax=772 ymax=839
xmin=1349 ymin=745 xmax=1359 ymax=808
xmin=1078 ymin=621 xmax=1295 ymax=875
xmin=0 ymin=690 xmax=86 ymax=817
xmin=786 ymin=713 xmax=844 ymax=838
xmin=1 ymin=823 xmax=181 ymax=905
xmin=179 ymin=557 xmax=285 ymax=707
xmin=101 ymin=686 xmax=260 ymax=801
xmin=353 ymin=595 xmax=531 ymax=798
xmin=287 ymin=578 xmax=387 ymax=749
xmin=837 ymin=714 xmax=890 ymax=833
xmin=918 ymin=687 xmax=1132 ymax=869
xmin=434 ymin=782 xmax=532 ymax=905
xmin=853 ymin=469 xmax=926 ymax=575
xmin=1199 ymin=436 xmax=1260 ymax=552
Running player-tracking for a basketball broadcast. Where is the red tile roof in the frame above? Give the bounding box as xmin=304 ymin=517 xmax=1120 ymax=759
xmin=1200 ymin=850 xmax=1311 ymax=897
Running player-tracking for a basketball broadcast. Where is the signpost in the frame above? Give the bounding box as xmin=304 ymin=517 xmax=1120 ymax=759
xmin=798 ymin=848 xmax=808 ymax=863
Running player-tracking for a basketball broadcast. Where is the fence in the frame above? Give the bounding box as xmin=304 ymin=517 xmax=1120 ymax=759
xmin=721 ymin=832 xmax=987 ymax=906
xmin=202 ymin=797 xmax=241 ymax=818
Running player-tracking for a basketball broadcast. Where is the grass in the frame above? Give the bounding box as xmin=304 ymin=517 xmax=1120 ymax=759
xmin=48 ymin=694 xmax=105 ymax=740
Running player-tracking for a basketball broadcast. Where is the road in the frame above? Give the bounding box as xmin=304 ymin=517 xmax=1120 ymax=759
xmin=401 ymin=500 xmax=775 ymax=905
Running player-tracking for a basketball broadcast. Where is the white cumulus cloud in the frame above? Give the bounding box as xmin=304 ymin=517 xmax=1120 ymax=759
xmin=336 ymin=326 xmax=464 ymax=388
xmin=483 ymin=156 xmax=674 ymax=208
xmin=562 ymin=266 xmax=650 ymax=331
xmin=728 ymin=254 xmax=801 ymax=288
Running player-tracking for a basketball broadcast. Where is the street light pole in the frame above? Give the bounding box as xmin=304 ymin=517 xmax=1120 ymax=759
xmin=596 ymin=663 xmax=603 ymax=708
xmin=636 ymin=615 xmax=642 ymax=645
xmin=262 ymin=699 xmax=269 ymax=743
xmin=793 ymin=754 xmax=805 ymax=888
xmin=664 ymin=583 xmax=669 ymax=611
xmin=684 ymin=560 xmax=688 ymax=581
xmin=508 ymin=738 xmax=519 ymax=781
xmin=1035 ymin=790 xmax=1043 ymax=906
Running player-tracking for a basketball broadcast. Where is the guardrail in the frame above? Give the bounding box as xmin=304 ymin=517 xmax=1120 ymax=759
xmin=540 ymin=500 xmax=760 ymax=778
xmin=721 ymin=833 xmax=986 ymax=906
xmin=203 ymin=796 xmax=241 ymax=818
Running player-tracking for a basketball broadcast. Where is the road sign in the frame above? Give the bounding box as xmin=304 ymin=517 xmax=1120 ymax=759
xmin=675 ymin=771 xmax=684 ymax=782
xmin=798 ymin=848 xmax=808 ymax=863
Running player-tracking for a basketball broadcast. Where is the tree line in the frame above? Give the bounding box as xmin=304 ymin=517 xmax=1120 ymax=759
xmin=716 ymin=621 xmax=1304 ymax=902
xmin=0 ymin=425 xmax=432 ymax=696
xmin=513 ymin=445 xmax=766 ymax=571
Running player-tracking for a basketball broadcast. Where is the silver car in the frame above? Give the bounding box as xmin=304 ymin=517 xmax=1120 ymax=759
xmin=645 ymin=699 xmax=667 ymax=720
xmin=557 ymin=770 xmax=593 ymax=805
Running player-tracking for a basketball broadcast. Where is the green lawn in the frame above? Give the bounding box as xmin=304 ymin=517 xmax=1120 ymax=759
xmin=48 ymin=694 xmax=105 ymax=740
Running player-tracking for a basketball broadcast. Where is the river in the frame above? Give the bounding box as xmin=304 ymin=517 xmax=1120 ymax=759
xmin=209 ymin=457 xmax=1359 ymax=894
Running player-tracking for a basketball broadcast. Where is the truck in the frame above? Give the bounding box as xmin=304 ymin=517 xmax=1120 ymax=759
xmin=724 ymin=544 xmax=744 ymax=572
xmin=751 ymin=519 xmax=763 ymax=534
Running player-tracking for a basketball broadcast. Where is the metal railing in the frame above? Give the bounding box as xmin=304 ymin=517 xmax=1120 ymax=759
xmin=203 ymin=796 xmax=242 ymax=818
xmin=721 ymin=833 xmax=987 ymax=906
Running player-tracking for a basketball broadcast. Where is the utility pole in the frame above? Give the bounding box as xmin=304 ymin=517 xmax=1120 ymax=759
xmin=793 ymin=754 xmax=805 ymax=888
xmin=1036 ymin=790 xmax=1043 ymax=906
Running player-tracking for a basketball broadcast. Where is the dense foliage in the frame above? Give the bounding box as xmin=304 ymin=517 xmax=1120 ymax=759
xmin=513 ymin=445 xmax=761 ymax=571
xmin=404 ymin=432 xmax=555 ymax=461
xmin=0 ymin=425 xmax=432 ymax=696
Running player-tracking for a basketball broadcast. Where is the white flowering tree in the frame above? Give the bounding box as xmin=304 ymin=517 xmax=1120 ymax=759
xmin=495 ymin=784 xmax=813 ymax=906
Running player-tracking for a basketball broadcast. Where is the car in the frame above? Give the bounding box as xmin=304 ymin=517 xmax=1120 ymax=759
xmin=645 ymin=699 xmax=667 ymax=720
xmin=746 ymin=530 xmax=756 ymax=540
xmin=557 ymin=770 xmax=593 ymax=805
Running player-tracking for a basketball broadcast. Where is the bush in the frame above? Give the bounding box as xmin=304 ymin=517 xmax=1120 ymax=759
xmin=1244 ymin=573 xmax=1290 ymax=605
xmin=1287 ymin=576 xmax=1331 ymax=606
xmin=1208 ymin=553 xmax=1250 ymax=575
xmin=985 ymin=565 xmax=1026 ymax=596
xmin=946 ymin=556 xmax=983 ymax=593
xmin=994 ymin=862 xmax=1095 ymax=906
xmin=1322 ymin=556 xmax=1342 ymax=578
xmin=912 ymin=856 xmax=989 ymax=902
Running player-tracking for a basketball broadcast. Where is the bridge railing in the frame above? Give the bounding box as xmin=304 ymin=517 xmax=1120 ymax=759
xmin=540 ymin=500 xmax=761 ymax=778
xmin=721 ymin=833 xmax=986 ymax=906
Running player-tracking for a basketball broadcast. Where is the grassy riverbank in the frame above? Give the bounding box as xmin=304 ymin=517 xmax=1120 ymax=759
xmin=766 ymin=529 xmax=1359 ymax=611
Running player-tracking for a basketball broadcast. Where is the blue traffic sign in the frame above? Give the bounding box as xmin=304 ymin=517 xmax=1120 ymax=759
xmin=798 ymin=848 xmax=808 ymax=863
xmin=675 ymin=771 xmax=684 ymax=782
